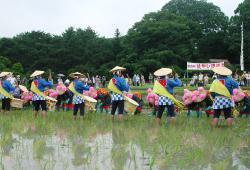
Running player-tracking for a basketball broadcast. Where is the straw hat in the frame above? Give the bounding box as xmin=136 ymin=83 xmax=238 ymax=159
xmin=212 ymin=67 xmax=232 ymax=76
xmin=154 ymin=68 xmax=172 ymax=77
xmin=69 ymin=72 xmax=85 ymax=78
xmin=30 ymin=70 xmax=45 ymax=77
xmin=19 ymin=85 xmax=28 ymax=92
xmin=110 ymin=66 xmax=126 ymax=73
xmin=0 ymin=72 xmax=11 ymax=78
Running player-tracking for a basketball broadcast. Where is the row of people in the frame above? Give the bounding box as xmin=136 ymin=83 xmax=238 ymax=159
xmin=0 ymin=66 xmax=246 ymax=127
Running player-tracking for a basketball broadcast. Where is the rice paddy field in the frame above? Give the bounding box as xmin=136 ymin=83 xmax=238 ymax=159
xmin=0 ymin=109 xmax=249 ymax=170
xmin=0 ymin=85 xmax=249 ymax=170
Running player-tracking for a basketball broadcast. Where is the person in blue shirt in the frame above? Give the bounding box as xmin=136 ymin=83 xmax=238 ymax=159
xmin=0 ymin=72 xmax=15 ymax=112
xmin=109 ymin=66 xmax=130 ymax=121
xmin=210 ymin=67 xmax=239 ymax=127
xmin=30 ymin=70 xmax=53 ymax=118
xmin=72 ymin=75 xmax=89 ymax=119
xmin=154 ymin=68 xmax=182 ymax=125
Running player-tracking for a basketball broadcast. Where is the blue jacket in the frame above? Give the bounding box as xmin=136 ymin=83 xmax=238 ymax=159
xmin=34 ymin=78 xmax=53 ymax=92
xmin=159 ymin=78 xmax=182 ymax=94
xmin=2 ymin=79 xmax=15 ymax=93
xmin=74 ymin=80 xmax=89 ymax=93
xmin=113 ymin=75 xmax=129 ymax=92
xmin=212 ymin=76 xmax=239 ymax=97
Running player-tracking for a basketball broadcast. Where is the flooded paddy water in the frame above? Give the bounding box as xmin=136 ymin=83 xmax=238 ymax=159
xmin=0 ymin=110 xmax=249 ymax=170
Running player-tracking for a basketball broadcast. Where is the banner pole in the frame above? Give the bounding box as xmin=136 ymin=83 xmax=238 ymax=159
xmin=186 ymin=62 xmax=188 ymax=86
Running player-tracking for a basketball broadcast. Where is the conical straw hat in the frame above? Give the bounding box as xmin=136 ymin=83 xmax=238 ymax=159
xmin=110 ymin=66 xmax=126 ymax=73
xmin=0 ymin=72 xmax=11 ymax=78
xmin=154 ymin=68 xmax=172 ymax=77
xmin=19 ymin=85 xmax=28 ymax=92
xmin=30 ymin=70 xmax=45 ymax=77
xmin=69 ymin=72 xmax=85 ymax=78
xmin=212 ymin=67 xmax=232 ymax=76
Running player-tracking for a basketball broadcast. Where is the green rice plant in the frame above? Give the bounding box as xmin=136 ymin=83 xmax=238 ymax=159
xmin=0 ymin=109 xmax=248 ymax=169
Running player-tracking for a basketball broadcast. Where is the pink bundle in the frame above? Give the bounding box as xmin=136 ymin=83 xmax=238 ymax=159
xmin=83 ymin=87 xmax=97 ymax=98
xmin=48 ymin=89 xmax=59 ymax=98
xmin=56 ymin=82 xmax=67 ymax=95
xmin=21 ymin=91 xmax=33 ymax=101
xmin=182 ymin=89 xmax=193 ymax=105
xmin=232 ymin=89 xmax=245 ymax=102
xmin=146 ymin=88 xmax=158 ymax=106
xmin=124 ymin=92 xmax=133 ymax=99
xmin=182 ymin=87 xmax=207 ymax=105
xmin=192 ymin=87 xmax=207 ymax=103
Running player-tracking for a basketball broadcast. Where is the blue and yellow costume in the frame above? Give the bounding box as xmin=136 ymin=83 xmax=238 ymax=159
xmin=210 ymin=76 xmax=239 ymax=119
xmin=72 ymin=79 xmax=89 ymax=116
xmin=109 ymin=74 xmax=129 ymax=115
xmin=32 ymin=78 xmax=53 ymax=111
xmin=156 ymin=77 xmax=182 ymax=119
xmin=32 ymin=78 xmax=53 ymax=101
xmin=0 ymin=79 xmax=15 ymax=111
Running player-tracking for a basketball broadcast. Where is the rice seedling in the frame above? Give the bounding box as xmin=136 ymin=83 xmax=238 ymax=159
xmin=0 ymin=109 xmax=248 ymax=169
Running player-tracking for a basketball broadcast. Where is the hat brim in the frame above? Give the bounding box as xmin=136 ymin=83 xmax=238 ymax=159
xmin=69 ymin=72 xmax=85 ymax=78
xmin=212 ymin=67 xmax=232 ymax=76
xmin=19 ymin=85 xmax=28 ymax=92
xmin=30 ymin=71 xmax=45 ymax=77
xmin=110 ymin=66 xmax=126 ymax=73
xmin=154 ymin=68 xmax=172 ymax=77
xmin=0 ymin=72 xmax=11 ymax=78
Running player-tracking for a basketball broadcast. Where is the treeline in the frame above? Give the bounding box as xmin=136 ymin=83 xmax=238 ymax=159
xmin=0 ymin=0 xmax=249 ymax=78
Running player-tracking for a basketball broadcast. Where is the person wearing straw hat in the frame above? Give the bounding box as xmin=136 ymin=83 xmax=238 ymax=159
xmin=209 ymin=66 xmax=239 ymax=127
xmin=30 ymin=70 xmax=53 ymax=117
xmin=153 ymin=68 xmax=182 ymax=125
xmin=108 ymin=66 xmax=130 ymax=121
xmin=0 ymin=72 xmax=15 ymax=113
xmin=70 ymin=72 xmax=90 ymax=119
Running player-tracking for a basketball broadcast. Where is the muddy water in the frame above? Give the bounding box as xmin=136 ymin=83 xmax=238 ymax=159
xmin=2 ymin=133 xmax=156 ymax=169
xmin=0 ymin=113 xmax=249 ymax=170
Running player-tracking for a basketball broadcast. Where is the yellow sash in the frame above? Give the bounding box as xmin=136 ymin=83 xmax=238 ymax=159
xmin=107 ymin=79 xmax=137 ymax=102
xmin=68 ymin=82 xmax=97 ymax=103
xmin=107 ymin=79 xmax=122 ymax=94
xmin=31 ymin=82 xmax=57 ymax=102
xmin=153 ymin=81 xmax=184 ymax=108
xmin=0 ymin=82 xmax=14 ymax=99
xmin=209 ymin=80 xmax=231 ymax=98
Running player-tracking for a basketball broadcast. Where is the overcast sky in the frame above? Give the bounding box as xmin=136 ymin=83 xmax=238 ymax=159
xmin=0 ymin=0 xmax=243 ymax=38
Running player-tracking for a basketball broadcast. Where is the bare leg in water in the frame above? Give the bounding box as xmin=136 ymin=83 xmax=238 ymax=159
xmin=212 ymin=118 xmax=219 ymax=127
xmin=118 ymin=114 xmax=123 ymax=121
xmin=34 ymin=111 xmax=38 ymax=118
xmin=226 ymin=118 xmax=233 ymax=127
xmin=42 ymin=111 xmax=47 ymax=118
xmin=156 ymin=118 xmax=161 ymax=125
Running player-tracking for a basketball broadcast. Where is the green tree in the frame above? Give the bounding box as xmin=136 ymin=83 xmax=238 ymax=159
xmin=162 ymin=0 xmax=229 ymax=33
xmin=0 ymin=56 xmax=11 ymax=71
xmin=233 ymin=0 xmax=250 ymax=69
xmin=11 ymin=62 xmax=24 ymax=75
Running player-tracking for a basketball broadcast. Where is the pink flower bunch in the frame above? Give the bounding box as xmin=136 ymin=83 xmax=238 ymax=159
xmin=182 ymin=89 xmax=193 ymax=106
xmin=232 ymin=89 xmax=245 ymax=102
xmin=124 ymin=92 xmax=133 ymax=99
xmin=182 ymin=87 xmax=207 ymax=105
xmin=146 ymin=88 xmax=159 ymax=106
xmin=56 ymin=82 xmax=67 ymax=95
xmin=48 ymin=89 xmax=59 ymax=98
xmin=21 ymin=91 xmax=33 ymax=101
xmin=83 ymin=87 xmax=97 ymax=98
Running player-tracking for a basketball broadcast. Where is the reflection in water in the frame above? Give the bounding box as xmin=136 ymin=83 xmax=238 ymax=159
xmin=0 ymin=113 xmax=248 ymax=169
xmin=0 ymin=133 xmax=16 ymax=156
xmin=111 ymin=127 xmax=128 ymax=170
